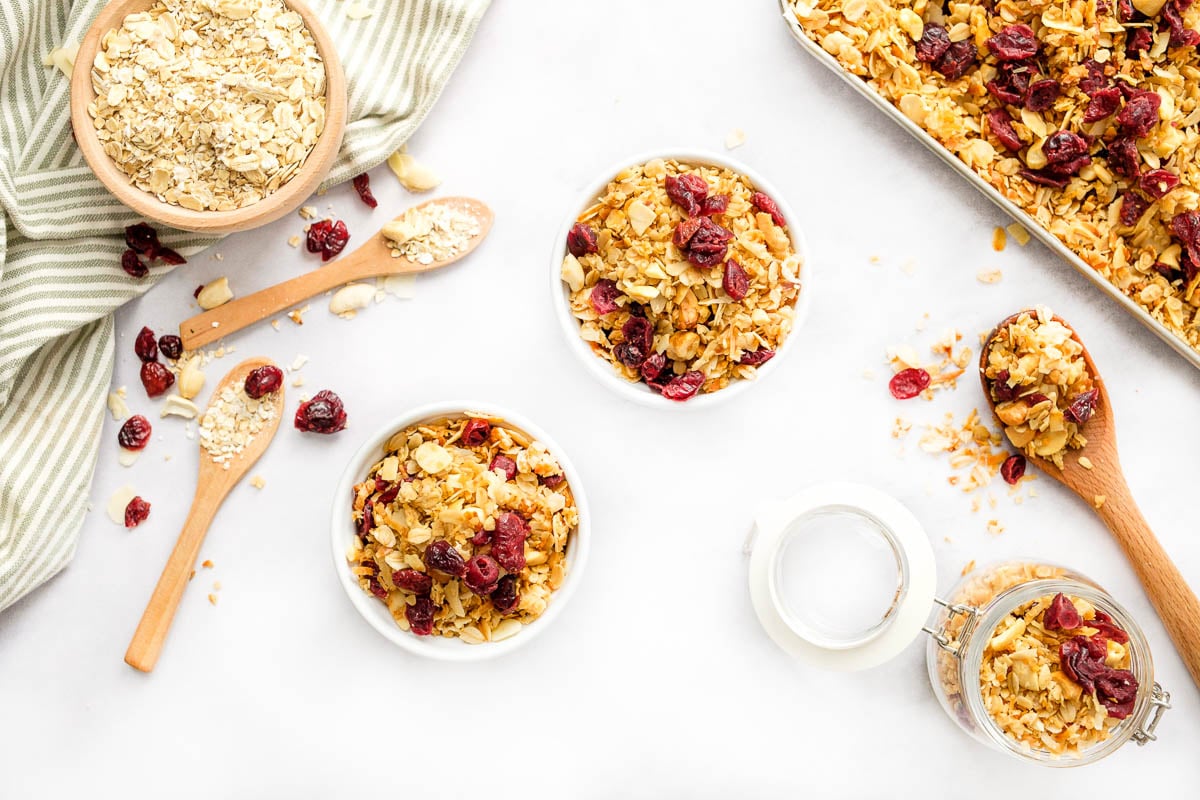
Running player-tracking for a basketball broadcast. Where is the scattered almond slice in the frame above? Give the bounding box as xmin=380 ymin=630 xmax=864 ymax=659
xmin=118 ymin=448 xmax=140 ymax=467
xmin=271 ymin=319 xmax=281 ymax=330
xmin=196 ymin=277 xmax=233 ymax=310
xmin=346 ymin=1 xmax=372 ymax=18
xmin=289 ymin=355 xmax=309 ymax=372
xmin=724 ymin=128 xmax=747 ymax=150
xmin=329 ymin=283 xmax=376 ymax=318
xmin=992 ymin=227 xmax=1007 ymax=252
xmin=962 ymin=559 xmax=977 ymax=576
xmin=381 ymin=273 xmax=417 ymax=299
xmin=1078 ymin=456 xmax=1094 ymax=470
xmin=977 ymin=267 xmax=1003 ymax=284
xmin=250 ymin=475 xmax=266 ymax=490
xmin=387 ymin=147 xmax=441 ymax=192
xmin=299 ymin=205 xmax=317 ymax=220
xmin=107 ymin=391 xmax=131 ymax=421
xmin=1007 ymin=222 xmax=1031 ymax=246
xmin=161 ymin=395 xmax=200 ymax=419
xmin=107 ymin=485 xmax=138 ymax=524
xmin=287 ymin=235 xmax=301 ymax=248
xmin=178 ymin=357 xmax=206 ymax=400
xmin=208 ymin=594 xmax=218 ymax=606
xmin=292 ymin=375 xmax=305 ymax=388
xmin=44 ymin=41 xmax=79 ymax=77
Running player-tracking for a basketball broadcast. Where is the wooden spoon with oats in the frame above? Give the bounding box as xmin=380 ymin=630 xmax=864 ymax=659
xmin=125 ymin=358 xmax=285 ymax=673
xmin=981 ymin=310 xmax=1200 ymax=690
xmin=178 ymin=197 xmax=493 ymax=351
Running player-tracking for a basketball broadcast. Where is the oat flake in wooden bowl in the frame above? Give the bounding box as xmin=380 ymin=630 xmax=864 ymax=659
xmin=71 ymin=0 xmax=347 ymax=234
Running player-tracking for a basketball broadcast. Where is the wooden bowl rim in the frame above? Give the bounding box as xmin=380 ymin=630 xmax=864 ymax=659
xmin=69 ymin=0 xmax=347 ymax=235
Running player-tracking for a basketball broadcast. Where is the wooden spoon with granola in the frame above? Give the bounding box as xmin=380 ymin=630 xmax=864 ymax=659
xmin=178 ymin=197 xmax=493 ymax=351
xmin=125 ymin=358 xmax=285 ymax=673
xmin=980 ymin=307 xmax=1200 ymax=689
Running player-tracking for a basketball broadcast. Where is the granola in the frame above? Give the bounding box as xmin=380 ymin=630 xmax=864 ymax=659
xmin=347 ymin=415 xmax=578 ymax=643
xmin=88 ymin=0 xmax=327 ymax=211
xmin=788 ymin=0 xmax=1200 ymax=355
xmin=982 ymin=306 xmax=1095 ymax=467
xmin=561 ymin=158 xmax=803 ymax=400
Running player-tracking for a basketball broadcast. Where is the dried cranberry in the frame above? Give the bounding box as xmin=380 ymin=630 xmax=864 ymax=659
xmin=352 ymin=173 xmax=377 ymax=208
xmin=491 ymin=574 xmax=521 ymax=615
xmin=987 ymin=24 xmax=1039 ymax=61
xmin=589 ymin=279 xmax=622 ymax=315
xmin=243 ymin=365 xmax=282 ymax=399
xmin=1117 ymin=91 xmax=1162 ymax=137
xmin=665 ymin=173 xmax=709 ymax=217
xmin=985 ymin=109 xmax=1023 ymax=152
xmin=489 ymin=454 xmax=517 ymax=481
xmin=471 ymin=527 xmax=491 ymax=547
xmin=987 ymin=61 xmax=1033 ymax=105
xmin=1020 ymin=168 xmax=1071 ymax=188
xmin=1025 ymin=392 xmax=1051 ymax=406
xmin=1044 ymin=593 xmax=1083 ymax=630
xmin=406 ymin=596 xmax=436 ymax=636
xmin=1170 ymin=210 xmax=1200 ymax=265
xmin=889 ymin=368 xmax=931 ymax=399
xmin=640 ymin=352 xmax=669 ymax=384
xmin=680 ymin=217 xmax=734 ymax=268
xmin=1059 ymin=635 xmax=1107 ymax=693
xmin=392 ymin=568 xmax=432 ymax=595
xmin=1091 ymin=610 xmax=1131 ymax=644
xmin=464 ymin=554 xmax=501 ymax=595
xmin=1107 ymin=136 xmax=1142 ymax=178
xmin=700 ymin=194 xmax=729 ymax=216
xmin=1139 ymin=169 xmax=1179 ymax=199
xmin=460 ymin=418 xmax=492 ymax=447
xmin=622 ymin=315 xmax=654 ymax=355
xmin=567 ymin=222 xmax=599 ymax=257
xmin=673 ymin=217 xmax=702 ymax=248
xmin=121 ymin=249 xmax=148 ymax=278
xmin=358 ymin=501 xmax=374 ymax=537
xmin=124 ymin=496 xmax=151 ymax=528
xmin=723 ymin=259 xmax=749 ymax=301
xmin=139 ymin=361 xmax=174 ymax=397
xmin=134 ymin=327 xmax=158 ymax=362
xmin=991 ymin=370 xmax=1019 ymax=402
xmin=155 ymin=246 xmax=186 ymax=266
xmin=1153 ymin=262 xmax=1180 ymax=281
xmin=294 ymin=389 xmax=347 ymax=434
xmin=424 ymin=540 xmax=467 ymax=577
xmin=1117 ymin=0 xmax=1136 ymax=21
xmin=1120 ymin=192 xmax=1151 ymax=227
xmin=1125 ymin=26 xmax=1154 ymax=57
xmin=936 ymin=39 xmax=977 ymax=79
xmin=306 ymin=219 xmax=350 ymax=261
xmin=1083 ymin=86 xmax=1122 ymax=122
xmin=118 ymin=414 xmax=152 ymax=450
xmin=1064 ymin=388 xmax=1099 ymax=424
xmin=492 ymin=512 xmax=529 ymax=572
xmin=125 ymin=222 xmax=160 ymax=255
xmin=1164 ymin=0 xmax=1200 ymax=47
xmin=377 ymin=482 xmax=401 ymax=504
xmin=1000 ymin=454 xmax=1026 ymax=485
xmin=661 ymin=370 xmax=705 ymax=401
xmin=914 ymin=23 xmax=951 ymax=62
xmin=1079 ymin=59 xmax=1110 ymax=95
xmin=1025 ymin=79 xmax=1060 ymax=111
xmin=540 ymin=473 xmax=566 ymax=489
xmin=368 ymin=579 xmax=388 ymax=599
xmin=158 ymin=334 xmax=183 ymax=361
xmin=1043 ymin=130 xmax=1089 ymax=166
xmin=750 ymin=192 xmax=787 ymax=228
xmin=738 ymin=348 xmax=775 ymax=367
xmin=1096 ymin=670 xmax=1139 ymax=719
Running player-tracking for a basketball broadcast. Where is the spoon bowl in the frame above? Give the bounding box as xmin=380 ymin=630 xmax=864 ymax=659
xmin=124 ymin=357 xmax=285 ymax=672
xmin=981 ymin=310 xmax=1200 ymax=690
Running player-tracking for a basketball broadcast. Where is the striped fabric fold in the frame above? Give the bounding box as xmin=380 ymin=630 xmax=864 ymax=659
xmin=0 ymin=0 xmax=491 ymax=612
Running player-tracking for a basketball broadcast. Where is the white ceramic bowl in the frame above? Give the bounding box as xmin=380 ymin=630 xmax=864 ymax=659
xmin=550 ymin=148 xmax=812 ymax=409
xmin=331 ymin=401 xmax=591 ymax=661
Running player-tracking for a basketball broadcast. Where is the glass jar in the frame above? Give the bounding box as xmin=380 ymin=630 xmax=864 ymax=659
xmin=924 ymin=560 xmax=1170 ymax=766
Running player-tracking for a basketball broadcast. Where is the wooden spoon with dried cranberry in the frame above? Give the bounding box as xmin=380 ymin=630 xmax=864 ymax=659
xmin=124 ymin=358 xmax=285 ymax=673
xmin=981 ymin=311 xmax=1200 ymax=690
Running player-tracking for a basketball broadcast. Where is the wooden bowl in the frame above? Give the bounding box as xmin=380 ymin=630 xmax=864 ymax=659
xmin=69 ymin=0 xmax=347 ymax=234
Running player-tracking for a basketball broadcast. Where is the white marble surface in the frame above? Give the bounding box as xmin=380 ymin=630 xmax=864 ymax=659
xmin=3 ymin=1 xmax=1199 ymax=795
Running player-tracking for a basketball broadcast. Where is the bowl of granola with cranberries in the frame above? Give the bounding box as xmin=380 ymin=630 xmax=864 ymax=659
xmin=552 ymin=151 xmax=810 ymax=407
xmin=331 ymin=403 xmax=588 ymax=660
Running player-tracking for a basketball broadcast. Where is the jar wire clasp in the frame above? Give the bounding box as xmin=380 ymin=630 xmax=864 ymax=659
xmin=922 ymin=597 xmax=978 ymax=657
xmin=1133 ymin=684 xmax=1171 ymax=746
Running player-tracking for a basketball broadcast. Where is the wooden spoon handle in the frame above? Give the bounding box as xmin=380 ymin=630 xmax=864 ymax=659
xmin=124 ymin=486 xmax=225 ymax=673
xmin=1097 ymin=484 xmax=1200 ymax=689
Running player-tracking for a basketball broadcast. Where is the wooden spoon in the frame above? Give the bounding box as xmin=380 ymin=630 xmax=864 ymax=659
xmin=179 ymin=197 xmax=493 ymax=350
xmin=981 ymin=310 xmax=1200 ymax=689
xmin=125 ymin=358 xmax=285 ymax=672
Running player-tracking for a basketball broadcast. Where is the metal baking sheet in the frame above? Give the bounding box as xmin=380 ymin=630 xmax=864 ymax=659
xmin=779 ymin=0 xmax=1200 ymax=371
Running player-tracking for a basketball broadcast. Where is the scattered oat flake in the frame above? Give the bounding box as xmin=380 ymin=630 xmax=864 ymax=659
xmin=198 ymin=382 xmax=278 ymax=470
xmin=869 ymin=255 xmax=882 ymax=264
xmin=208 ymin=594 xmax=217 ymax=606
xmin=292 ymin=375 xmax=305 ymax=387
xmin=1095 ymin=495 xmax=1107 ymax=509
xmin=250 ymin=475 xmax=266 ymax=489
xmin=287 ymin=305 xmax=309 ymax=325
xmin=346 ymin=2 xmax=372 ymax=18
xmin=107 ymin=391 xmax=130 ymax=421
xmin=381 ymin=273 xmax=417 ymax=299
xmin=1006 ymin=222 xmax=1031 ymax=246
xmin=977 ymin=267 xmax=1003 ymax=284
xmin=288 ymin=235 xmax=301 ymax=248
xmin=202 ymin=560 xmax=214 ymax=568
xmin=299 ymin=205 xmax=317 ymax=220
xmin=892 ymin=417 xmax=912 ymax=438
xmin=962 ymin=559 xmax=976 ymax=576
xmin=381 ymin=202 xmax=480 ymax=266
xmin=213 ymin=581 xmax=223 ymax=591
xmin=992 ymin=227 xmax=1007 ymax=252
xmin=1078 ymin=456 xmax=1094 ymax=470
xmin=986 ymin=519 xmax=1005 ymax=536
xmin=271 ymin=319 xmax=281 ymax=330
xmin=724 ymin=128 xmax=746 ymax=149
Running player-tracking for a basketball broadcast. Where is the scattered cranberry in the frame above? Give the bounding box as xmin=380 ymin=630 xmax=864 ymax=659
xmin=1153 ymin=262 xmax=1180 ymax=281
xmin=987 ymin=61 xmax=1033 ymax=105
xmin=1120 ymin=192 xmax=1151 ymax=227
xmin=541 ymin=474 xmax=566 ymax=489
xmin=140 ymin=361 xmax=174 ymax=397
xmin=125 ymin=222 xmax=159 ymax=255
xmin=936 ymin=39 xmax=979 ymax=79
xmin=121 ymin=249 xmax=148 ymax=278
xmin=589 ymin=279 xmax=622 ymax=315
xmin=750 ymin=191 xmax=787 ymax=228
xmin=492 ymin=513 xmax=529 ymax=572
xmin=155 ymin=246 xmax=186 ymax=266
xmin=1125 ymin=26 xmax=1153 ymax=57
xmin=700 ymin=194 xmax=729 ymax=216
xmin=1020 ymin=169 xmax=1070 ymax=189
xmin=1170 ymin=210 xmax=1200 ymax=266
xmin=117 ymin=415 xmax=152 ymax=450
xmin=1000 ymin=454 xmax=1026 ymax=485
xmin=294 ymin=389 xmax=348 ymax=434
xmin=914 ymin=23 xmax=951 ymax=63
xmin=351 ymin=173 xmax=377 ymax=208
xmin=1091 ymin=610 xmax=1132 ymax=644
xmin=1139 ymin=169 xmax=1179 ymax=199
xmin=306 ymin=219 xmax=350 ymax=261
xmin=991 ymin=369 xmax=1020 ymax=402
xmin=677 ymin=216 xmax=734 ymax=268
xmin=986 ymin=109 xmax=1023 ymax=152
xmin=1107 ymin=136 xmax=1142 ymax=178
xmin=377 ymin=482 xmax=401 ymax=505
xmin=424 ymin=540 xmax=467 ymax=577
xmin=615 ymin=316 xmax=654 ymax=368
xmin=1064 ymin=388 xmax=1099 ymax=424
xmin=640 ymin=352 xmax=669 ymax=385
xmin=1059 ymin=624 xmax=1138 ymax=718
xmin=1024 ymin=79 xmax=1060 ymax=112
xmin=567 ymin=222 xmax=599 ymax=257
xmin=358 ymin=501 xmax=374 ymax=537
xmin=1079 ymin=59 xmax=1110 ymax=95
xmin=1083 ymin=86 xmax=1122 ymax=122
xmin=464 ymin=554 xmax=501 ymax=595
xmin=661 ymin=370 xmax=705 ymax=401
xmin=723 ymin=259 xmax=749 ymax=301
xmin=986 ymin=24 xmax=1040 ymax=61
xmin=461 ymin=418 xmax=492 ymax=447
xmin=244 ymin=365 xmax=283 ymax=399
xmin=158 ymin=334 xmax=183 ymax=361
xmin=471 ymin=527 xmax=491 ymax=547
xmin=406 ymin=596 xmax=437 ymax=636
xmin=134 ymin=327 xmax=158 ymax=362
xmin=738 ymin=348 xmax=775 ymax=367
xmin=368 ymin=579 xmax=388 ymax=599
xmin=491 ymin=574 xmax=521 ymax=615
xmin=489 ymin=454 xmax=517 ymax=481
xmin=1044 ymin=592 xmax=1083 ymax=631
xmin=673 ymin=217 xmax=702 ymax=249
xmin=124 ymin=496 xmax=151 ymax=528
xmin=392 ymin=568 xmax=433 ymax=595
xmin=1116 ymin=0 xmax=1136 ymax=21
xmin=888 ymin=368 xmax=931 ymax=399
xmin=1043 ymin=130 xmax=1089 ymax=166
xmin=1164 ymin=0 xmax=1200 ymax=47
xmin=1117 ymin=91 xmax=1162 ymax=138
xmin=665 ymin=173 xmax=709 ymax=217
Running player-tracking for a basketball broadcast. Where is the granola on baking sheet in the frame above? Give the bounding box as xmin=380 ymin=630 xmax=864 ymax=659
xmin=347 ymin=415 xmax=577 ymax=643
xmin=561 ymin=159 xmax=804 ymax=400
xmin=788 ymin=0 xmax=1200 ymax=355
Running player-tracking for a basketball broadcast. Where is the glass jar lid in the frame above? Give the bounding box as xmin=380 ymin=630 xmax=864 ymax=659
xmin=747 ymin=482 xmax=936 ymax=670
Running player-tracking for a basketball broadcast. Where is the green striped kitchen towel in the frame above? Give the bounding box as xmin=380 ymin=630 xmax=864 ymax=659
xmin=0 ymin=0 xmax=491 ymax=612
